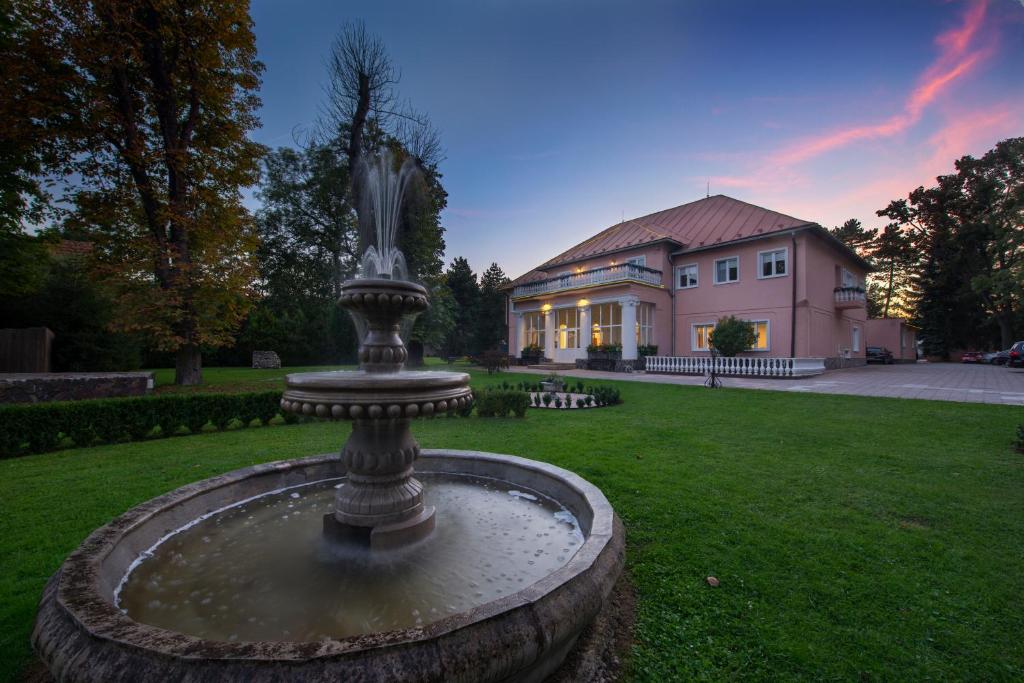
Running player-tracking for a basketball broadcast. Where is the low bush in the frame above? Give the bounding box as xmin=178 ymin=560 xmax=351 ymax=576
xmin=479 ymin=350 xmax=510 ymax=374
xmin=591 ymin=386 xmax=622 ymax=406
xmin=474 ymin=387 xmax=530 ymax=418
xmin=0 ymin=392 xmax=291 ymax=458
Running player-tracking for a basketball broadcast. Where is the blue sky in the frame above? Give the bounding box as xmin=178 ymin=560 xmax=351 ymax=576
xmin=249 ymin=0 xmax=1024 ymax=279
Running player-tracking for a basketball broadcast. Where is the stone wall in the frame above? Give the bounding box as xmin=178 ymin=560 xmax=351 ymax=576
xmin=251 ymin=351 xmax=281 ymax=369
xmin=824 ymin=356 xmax=868 ymax=370
xmin=0 ymin=372 xmax=155 ymax=404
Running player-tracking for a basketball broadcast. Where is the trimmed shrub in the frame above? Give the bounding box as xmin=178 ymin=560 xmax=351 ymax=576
xmin=0 ymin=392 xmax=288 ymax=458
xmin=709 ymin=316 xmax=756 ymax=357
xmin=474 ymin=387 xmax=529 ymax=418
xmin=591 ymin=386 xmax=622 ymax=407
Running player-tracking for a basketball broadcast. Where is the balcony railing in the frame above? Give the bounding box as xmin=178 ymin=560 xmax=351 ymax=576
xmin=512 ymin=263 xmax=663 ymax=298
xmin=834 ymin=286 xmax=866 ymax=309
xmin=645 ymin=356 xmax=826 ymax=377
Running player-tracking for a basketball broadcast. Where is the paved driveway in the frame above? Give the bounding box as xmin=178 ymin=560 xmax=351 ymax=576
xmin=509 ymin=362 xmax=1024 ymax=405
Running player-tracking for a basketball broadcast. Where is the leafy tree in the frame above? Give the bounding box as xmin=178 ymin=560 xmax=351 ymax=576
xmin=476 ymin=263 xmax=510 ymax=352
xmin=257 ymin=140 xmax=358 ymax=300
xmin=709 ymin=316 xmax=755 ymax=357
xmin=444 ymin=257 xmax=479 ymax=356
xmin=878 ymin=137 xmax=1023 ymax=353
xmin=0 ymin=246 xmax=142 ymax=371
xmin=0 ymin=229 xmax=51 ymax=298
xmin=15 ymin=0 xmax=265 ymax=384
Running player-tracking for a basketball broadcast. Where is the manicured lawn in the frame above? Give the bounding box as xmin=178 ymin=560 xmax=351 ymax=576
xmin=2 ymin=366 xmax=1022 ymax=681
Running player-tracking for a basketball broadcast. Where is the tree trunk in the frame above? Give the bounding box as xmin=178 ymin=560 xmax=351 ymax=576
xmin=175 ymin=344 xmax=202 ymax=385
xmin=997 ymin=312 xmax=1013 ymax=350
xmin=884 ymin=260 xmax=894 ymax=318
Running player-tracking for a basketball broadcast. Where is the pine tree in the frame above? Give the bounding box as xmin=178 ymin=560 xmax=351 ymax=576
xmin=476 ymin=263 xmax=511 ymax=353
xmin=444 ymin=257 xmax=479 ymax=357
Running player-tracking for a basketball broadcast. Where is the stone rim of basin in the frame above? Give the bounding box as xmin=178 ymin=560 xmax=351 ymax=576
xmin=33 ymin=450 xmax=623 ymax=675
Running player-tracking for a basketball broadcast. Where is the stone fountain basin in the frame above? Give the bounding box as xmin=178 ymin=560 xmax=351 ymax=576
xmin=32 ymin=450 xmax=624 ymax=683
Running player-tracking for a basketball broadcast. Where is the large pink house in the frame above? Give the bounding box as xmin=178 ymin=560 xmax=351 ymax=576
xmin=505 ymin=195 xmax=870 ymax=369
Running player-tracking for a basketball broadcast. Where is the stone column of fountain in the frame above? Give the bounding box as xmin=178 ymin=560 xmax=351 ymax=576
xmin=280 ymin=154 xmax=472 ymax=549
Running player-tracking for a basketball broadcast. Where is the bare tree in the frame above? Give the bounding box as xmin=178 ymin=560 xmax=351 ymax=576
xmin=320 ymin=22 xmax=444 ymax=193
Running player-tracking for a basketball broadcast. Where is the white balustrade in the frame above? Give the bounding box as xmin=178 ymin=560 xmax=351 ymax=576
xmin=833 ymin=287 xmax=866 ymax=308
xmin=513 ymin=263 xmax=663 ymax=298
xmin=645 ymin=356 xmax=825 ymax=377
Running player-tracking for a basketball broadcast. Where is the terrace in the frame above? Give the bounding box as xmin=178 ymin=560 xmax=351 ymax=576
xmin=511 ymin=262 xmax=663 ymax=299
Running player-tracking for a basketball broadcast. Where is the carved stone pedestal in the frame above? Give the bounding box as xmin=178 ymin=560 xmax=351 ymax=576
xmin=323 ymin=417 xmax=436 ymax=549
xmin=280 ymin=278 xmax=472 ymax=550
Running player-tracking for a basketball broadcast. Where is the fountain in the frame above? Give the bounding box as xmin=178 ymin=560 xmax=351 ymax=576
xmin=31 ymin=154 xmax=625 ymax=682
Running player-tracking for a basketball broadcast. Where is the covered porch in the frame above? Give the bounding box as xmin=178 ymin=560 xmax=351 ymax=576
xmin=511 ymin=294 xmax=656 ymax=363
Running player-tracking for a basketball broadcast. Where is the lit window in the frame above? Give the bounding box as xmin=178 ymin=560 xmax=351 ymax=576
xmin=758 ymin=249 xmax=787 ymax=278
xmin=676 ymin=264 xmax=698 ymax=289
xmin=525 ymin=311 xmax=545 ymax=349
xmin=693 ymin=323 xmax=715 ymax=351
xmin=750 ymin=321 xmax=769 ymax=351
xmin=590 ymin=303 xmax=622 ymax=346
xmin=714 ymin=257 xmax=739 ymax=284
xmin=636 ymin=303 xmax=655 ymax=346
xmin=556 ymin=308 xmax=579 ymax=349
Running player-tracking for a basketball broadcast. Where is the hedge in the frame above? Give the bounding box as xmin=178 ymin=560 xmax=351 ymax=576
xmin=0 ymin=392 xmax=296 ymax=458
xmin=474 ymin=387 xmax=530 ymax=418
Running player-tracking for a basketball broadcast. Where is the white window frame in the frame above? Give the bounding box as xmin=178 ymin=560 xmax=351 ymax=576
xmin=590 ymin=302 xmax=622 ymax=347
xmin=636 ymin=302 xmax=655 ymax=347
xmin=524 ymin=311 xmax=546 ymax=349
xmin=749 ymin=320 xmax=770 ymax=352
xmin=555 ymin=306 xmax=580 ymax=350
xmin=852 ymin=325 xmax=861 ymax=352
xmin=675 ymin=263 xmax=698 ymax=289
xmin=757 ymin=248 xmax=788 ymax=279
xmin=714 ymin=256 xmax=740 ymax=285
xmin=625 ymin=255 xmax=646 ymax=267
xmin=692 ymin=322 xmax=715 ymax=352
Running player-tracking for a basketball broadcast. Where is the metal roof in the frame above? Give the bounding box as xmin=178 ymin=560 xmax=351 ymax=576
xmin=507 ymin=195 xmax=815 ymax=287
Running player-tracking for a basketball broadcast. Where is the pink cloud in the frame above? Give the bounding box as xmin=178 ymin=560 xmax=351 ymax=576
xmin=707 ymin=0 xmax=997 ymax=191
xmin=771 ymin=0 xmax=990 ymax=167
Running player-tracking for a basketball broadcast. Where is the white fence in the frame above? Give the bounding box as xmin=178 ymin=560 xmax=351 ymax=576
xmin=645 ymin=356 xmax=826 ymax=378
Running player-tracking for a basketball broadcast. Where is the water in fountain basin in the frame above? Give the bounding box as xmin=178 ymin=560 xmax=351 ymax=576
xmin=116 ymin=473 xmax=583 ymax=642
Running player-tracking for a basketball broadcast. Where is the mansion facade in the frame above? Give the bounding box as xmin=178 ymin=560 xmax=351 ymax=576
xmin=504 ymin=195 xmax=870 ymax=368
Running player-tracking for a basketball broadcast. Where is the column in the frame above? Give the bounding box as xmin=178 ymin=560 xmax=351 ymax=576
xmin=514 ymin=312 xmax=526 ymax=355
xmin=578 ymin=304 xmax=591 ymax=358
xmin=543 ymin=308 xmax=556 ymax=360
xmin=621 ymin=297 xmax=639 ymax=360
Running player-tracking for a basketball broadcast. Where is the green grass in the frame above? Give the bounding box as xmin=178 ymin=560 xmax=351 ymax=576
xmin=2 ymin=366 xmax=1022 ymax=681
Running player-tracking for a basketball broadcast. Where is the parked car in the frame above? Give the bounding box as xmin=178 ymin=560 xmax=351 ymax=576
xmin=1009 ymin=341 xmax=1024 ymax=368
xmin=866 ymin=346 xmax=894 ymax=364
xmin=961 ymin=351 xmax=983 ymax=363
xmin=990 ymin=349 xmax=1011 ymax=365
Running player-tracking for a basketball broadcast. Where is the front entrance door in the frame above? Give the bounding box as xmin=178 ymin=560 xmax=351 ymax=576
xmin=553 ymin=307 xmax=580 ymax=363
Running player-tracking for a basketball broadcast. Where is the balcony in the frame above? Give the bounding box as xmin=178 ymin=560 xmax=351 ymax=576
xmin=512 ymin=263 xmax=663 ymax=299
xmin=834 ymin=286 xmax=866 ymax=309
